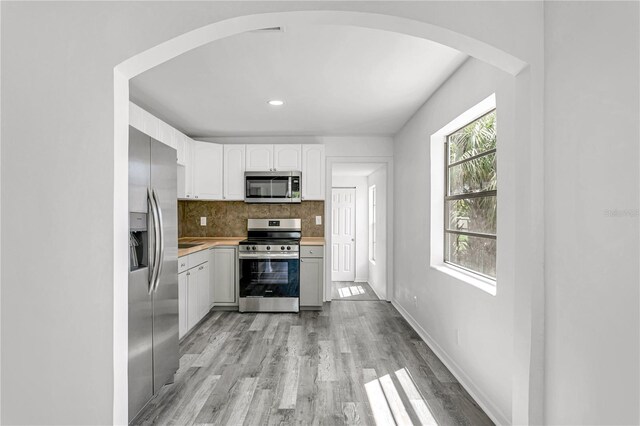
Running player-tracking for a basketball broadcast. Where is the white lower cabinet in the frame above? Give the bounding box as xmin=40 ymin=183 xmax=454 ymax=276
xmin=186 ymin=268 xmax=200 ymax=331
xmin=178 ymin=271 xmax=188 ymax=339
xmin=212 ymin=247 xmax=238 ymax=306
xmin=196 ymin=262 xmax=210 ymax=320
xmin=178 ymin=255 xmax=211 ymax=339
xmin=300 ymin=245 xmax=324 ymax=309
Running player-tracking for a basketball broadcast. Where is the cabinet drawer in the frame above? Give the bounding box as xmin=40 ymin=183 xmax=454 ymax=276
xmin=301 ymin=245 xmax=324 ymax=258
xmin=178 ymin=256 xmax=189 ymax=273
xmin=189 ymin=250 xmax=209 ymax=268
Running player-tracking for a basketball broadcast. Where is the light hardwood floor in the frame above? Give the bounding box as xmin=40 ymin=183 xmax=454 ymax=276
xmin=133 ymin=301 xmax=493 ymax=425
xmin=332 ymin=281 xmax=380 ymax=301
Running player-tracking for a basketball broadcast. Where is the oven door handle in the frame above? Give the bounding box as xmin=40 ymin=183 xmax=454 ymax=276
xmin=239 ymin=253 xmax=299 ymax=260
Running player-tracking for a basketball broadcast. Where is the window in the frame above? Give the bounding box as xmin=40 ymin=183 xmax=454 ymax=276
xmin=444 ymin=110 xmax=497 ymax=279
xmin=369 ymin=185 xmax=377 ymax=262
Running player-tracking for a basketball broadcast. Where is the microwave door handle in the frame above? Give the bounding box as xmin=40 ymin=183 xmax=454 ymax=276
xmin=287 ymin=177 xmax=292 ymax=198
xmin=152 ymin=189 xmax=164 ymax=292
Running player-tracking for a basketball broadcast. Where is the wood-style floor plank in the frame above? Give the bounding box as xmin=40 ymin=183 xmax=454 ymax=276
xmin=132 ymin=301 xmax=493 ymax=426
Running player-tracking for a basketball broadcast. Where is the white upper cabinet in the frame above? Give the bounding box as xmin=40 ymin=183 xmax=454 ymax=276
xmin=157 ymin=121 xmax=175 ymax=149
xmin=176 ymin=131 xmax=189 ymax=166
xmin=129 ymin=102 xmax=144 ymax=131
xmin=302 ymin=144 xmax=325 ymax=200
xmin=245 ymin=145 xmax=273 ymax=171
xmin=192 ymin=141 xmax=223 ymax=200
xmin=245 ymin=144 xmax=302 ymax=171
xmin=178 ymin=138 xmax=194 ymax=199
xmin=274 ymin=144 xmax=302 ymax=171
xmin=140 ymin=109 xmax=159 ymax=141
xmin=223 ymin=145 xmax=246 ymax=200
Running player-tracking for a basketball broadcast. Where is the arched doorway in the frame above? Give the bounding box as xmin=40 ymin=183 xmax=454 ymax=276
xmin=113 ymin=10 xmax=538 ymax=424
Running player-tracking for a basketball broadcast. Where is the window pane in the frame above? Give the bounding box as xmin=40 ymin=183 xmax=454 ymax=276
xmin=448 ymin=152 xmax=496 ymax=196
xmin=448 ymin=110 xmax=496 ymax=163
xmin=446 ymin=196 xmax=497 ymax=235
xmin=445 ymin=233 xmax=496 ymax=278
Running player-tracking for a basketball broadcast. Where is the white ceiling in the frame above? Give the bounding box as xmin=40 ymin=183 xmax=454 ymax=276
xmin=332 ymin=163 xmax=385 ymax=177
xmin=130 ymin=25 xmax=467 ymax=137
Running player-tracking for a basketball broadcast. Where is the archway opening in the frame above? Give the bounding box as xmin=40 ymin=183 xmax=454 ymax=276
xmin=113 ymin=10 xmax=534 ymax=425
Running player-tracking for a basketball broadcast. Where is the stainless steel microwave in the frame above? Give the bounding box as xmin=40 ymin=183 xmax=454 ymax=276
xmin=245 ymin=171 xmax=301 ymax=203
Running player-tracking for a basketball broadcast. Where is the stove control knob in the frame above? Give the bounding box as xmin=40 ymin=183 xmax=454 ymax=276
xmin=266 ymin=246 xmax=271 ymax=250
xmin=252 ymin=246 xmax=256 ymax=251
xmin=287 ymin=246 xmax=291 ymax=250
xmin=281 ymin=246 xmax=285 ymax=250
xmin=246 ymin=246 xmax=250 ymax=250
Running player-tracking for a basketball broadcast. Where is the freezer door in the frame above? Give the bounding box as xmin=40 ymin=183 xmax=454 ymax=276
xmin=128 ymin=129 xmax=153 ymax=423
xmin=129 ymin=127 xmax=150 ymax=213
xmin=150 ymin=138 xmax=179 ymax=393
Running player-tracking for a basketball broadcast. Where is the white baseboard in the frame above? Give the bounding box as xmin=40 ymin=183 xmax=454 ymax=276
xmin=391 ymin=299 xmax=510 ymax=426
xmin=366 ymin=281 xmax=386 ymax=301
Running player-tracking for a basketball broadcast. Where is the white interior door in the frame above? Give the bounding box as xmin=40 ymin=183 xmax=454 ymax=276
xmin=331 ymin=188 xmax=356 ymax=281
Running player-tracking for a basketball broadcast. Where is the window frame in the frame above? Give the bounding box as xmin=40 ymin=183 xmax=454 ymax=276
xmin=443 ymin=109 xmax=497 ymax=280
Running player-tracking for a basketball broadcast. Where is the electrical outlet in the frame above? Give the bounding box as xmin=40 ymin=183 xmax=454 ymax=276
xmin=413 ymin=295 xmax=418 ymax=308
xmin=315 ymin=215 xmax=322 ymax=225
xmin=200 ymin=217 xmax=207 ymax=226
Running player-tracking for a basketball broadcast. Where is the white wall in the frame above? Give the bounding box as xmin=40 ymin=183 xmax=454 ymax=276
xmin=0 ymin=2 xmax=547 ymax=424
xmin=393 ymin=58 xmax=516 ymax=423
xmin=544 ymin=2 xmax=639 ymax=425
xmin=367 ymin=167 xmax=387 ymax=299
xmin=331 ymin=176 xmax=369 ymax=282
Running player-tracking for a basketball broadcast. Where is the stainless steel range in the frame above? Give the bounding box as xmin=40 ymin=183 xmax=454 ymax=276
xmin=238 ymin=219 xmax=301 ymax=313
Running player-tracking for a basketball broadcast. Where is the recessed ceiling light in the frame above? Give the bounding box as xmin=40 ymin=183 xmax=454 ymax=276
xmin=268 ymin=100 xmax=284 ymax=106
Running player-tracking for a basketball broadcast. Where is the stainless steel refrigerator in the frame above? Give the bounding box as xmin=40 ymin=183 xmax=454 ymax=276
xmin=128 ymin=126 xmax=179 ymax=423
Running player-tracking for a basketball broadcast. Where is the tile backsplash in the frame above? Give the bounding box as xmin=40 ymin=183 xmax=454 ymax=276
xmin=178 ymin=200 xmax=325 ymax=238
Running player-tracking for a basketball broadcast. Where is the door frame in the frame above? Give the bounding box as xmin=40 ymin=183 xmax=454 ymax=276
xmin=325 ymin=157 xmax=393 ymax=303
xmin=330 ymin=186 xmax=357 ymax=283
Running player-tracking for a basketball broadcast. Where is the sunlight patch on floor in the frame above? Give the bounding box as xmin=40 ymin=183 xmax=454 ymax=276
xmin=364 ymin=367 xmax=439 ymax=426
xmin=396 ymin=368 xmax=438 ymax=425
xmin=338 ymin=285 xmax=366 ymax=298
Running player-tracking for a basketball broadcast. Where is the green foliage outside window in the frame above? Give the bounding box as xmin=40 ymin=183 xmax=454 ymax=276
xmin=445 ymin=110 xmax=497 ymax=279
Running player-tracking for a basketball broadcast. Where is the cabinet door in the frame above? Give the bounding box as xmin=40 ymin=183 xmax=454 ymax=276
xmin=176 ymin=131 xmax=187 ymax=165
xmin=157 ymin=120 xmax=175 ymax=150
xmin=181 ymin=138 xmax=195 ymax=199
xmin=245 ymin=145 xmax=273 ymax=171
xmin=223 ymin=145 xmax=246 ymax=200
xmin=186 ymin=270 xmax=199 ymax=331
xmin=196 ymin=262 xmax=210 ymax=320
xmin=129 ymin=102 xmax=144 ymax=132
xmin=178 ymin=272 xmax=188 ymax=339
xmin=141 ymin=109 xmax=159 ymax=141
xmin=208 ymin=249 xmax=216 ymax=309
xmin=274 ymin=144 xmax=302 ymax=171
xmin=300 ymin=257 xmax=323 ymax=307
xmin=302 ymin=145 xmax=325 ymax=200
xmin=213 ymin=248 xmax=237 ymax=304
xmin=192 ymin=141 xmax=223 ymax=200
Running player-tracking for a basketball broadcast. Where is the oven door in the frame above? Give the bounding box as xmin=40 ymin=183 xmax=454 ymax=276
xmin=239 ymin=256 xmax=300 ymax=298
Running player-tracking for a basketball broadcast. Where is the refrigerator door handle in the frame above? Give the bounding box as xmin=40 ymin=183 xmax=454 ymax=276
xmin=152 ymin=188 xmax=164 ymax=293
xmin=148 ymin=188 xmax=161 ymax=295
